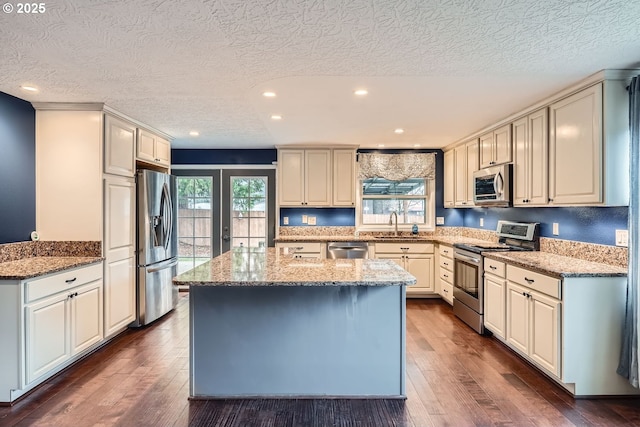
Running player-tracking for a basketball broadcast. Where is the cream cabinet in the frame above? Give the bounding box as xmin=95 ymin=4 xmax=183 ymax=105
xmin=437 ymin=244 xmax=454 ymax=304
xmin=137 ymin=128 xmax=171 ymax=168
xmin=332 ymin=149 xmax=356 ymax=206
xmin=479 ymin=124 xmax=512 ymax=168
xmin=513 ymin=109 xmax=548 ymax=206
xmin=103 ymin=175 xmax=136 ymax=338
xmin=0 ymin=263 xmax=104 ymax=403
xmin=443 ymin=150 xmax=455 ymax=208
xmin=483 ymin=258 xmax=506 ymax=339
xmin=453 ymin=140 xmax=479 ymax=207
xmin=104 ymin=114 xmax=136 ymax=177
xmin=549 ymin=81 xmax=629 ymax=206
xmin=278 ymin=149 xmax=332 ymax=206
xmin=374 ymin=243 xmax=435 ymax=297
xmin=275 ymin=242 xmax=325 ymax=259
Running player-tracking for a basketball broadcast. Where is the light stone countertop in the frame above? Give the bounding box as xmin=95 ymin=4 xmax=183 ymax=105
xmin=173 ymin=247 xmax=417 ymax=287
xmin=274 ymin=234 xmax=493 ymax=246
xmin=0 ymin=257 xmax=104 ymax=280
xmin=483 ymin=251 xmax=627 ymax=279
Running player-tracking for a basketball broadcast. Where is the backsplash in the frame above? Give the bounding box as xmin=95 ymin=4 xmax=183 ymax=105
xmin=279 ymin=208 xmax=355 ymax=226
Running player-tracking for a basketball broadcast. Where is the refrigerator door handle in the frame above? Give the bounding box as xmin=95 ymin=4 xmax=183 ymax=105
xmin=146 ymin=258 xmax=178 ymax=273
xmin=160 ymin=182 xmax=173 ymax=251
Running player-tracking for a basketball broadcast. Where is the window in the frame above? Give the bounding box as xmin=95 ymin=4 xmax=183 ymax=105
xmin=358 ymin=177 xmax=435 ymax=231
xmin=176 ymin=177 xmax=213 ymax=274
xmin=230 ymin=177 xmax=267 ymax=248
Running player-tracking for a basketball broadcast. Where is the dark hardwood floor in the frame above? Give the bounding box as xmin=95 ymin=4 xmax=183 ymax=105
xmin=1 ymin=295 xmax=639 ymax=426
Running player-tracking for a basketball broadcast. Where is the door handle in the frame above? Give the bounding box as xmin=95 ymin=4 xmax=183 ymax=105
xmin=223 ymin=235 xmax=231 ymax=241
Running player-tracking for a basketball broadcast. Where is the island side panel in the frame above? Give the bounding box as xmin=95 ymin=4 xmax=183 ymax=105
xmin=190 ymin=285 xmax=406 ymax=398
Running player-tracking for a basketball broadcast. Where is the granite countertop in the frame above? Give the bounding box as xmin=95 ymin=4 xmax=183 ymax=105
xmin=173 ymin=247 xmax=417 ymax=287
xmin=274 ymin=235 xmax=493 ymax=246
xmin=0 ymin=257 xmax=103 ymax=280
xmin=483 ymin=251 xmax=627 ymax=279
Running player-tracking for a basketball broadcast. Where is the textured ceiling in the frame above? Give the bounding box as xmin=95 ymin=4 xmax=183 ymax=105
xmin=1 ymin=0 xmax=640 ymax=149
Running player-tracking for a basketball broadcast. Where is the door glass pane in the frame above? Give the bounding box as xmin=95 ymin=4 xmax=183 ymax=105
xmin=231 ymin=177 xmax=267 ymax=249
xmin=177 ymin=177 xmax=213 ymax=274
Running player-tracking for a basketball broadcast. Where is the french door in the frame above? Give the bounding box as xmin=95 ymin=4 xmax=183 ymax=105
xmin=174 ymin=169 xmax=275 ymax=269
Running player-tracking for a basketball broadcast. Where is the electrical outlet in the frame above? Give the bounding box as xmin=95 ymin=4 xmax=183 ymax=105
xmin=480 ymin=218 xmax=484 ymax=227
xmin=552 ymin=223 xmax=559 ymax=235
xmin=302 ymin=215 xmax=308 ymax=224
xmin=436 ymin=217 xmax=445 ymax=225
xmin=283 ymin=216 xmax=289 ymax=225
xmin=616 ymin=229 xmax=628 ymax=247
xmin=308 ymin=216 xmax=316 ymax=225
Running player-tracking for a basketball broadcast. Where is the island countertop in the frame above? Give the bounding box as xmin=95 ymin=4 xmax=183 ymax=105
xmin=173 ymin=247 xmax=417 ymax=287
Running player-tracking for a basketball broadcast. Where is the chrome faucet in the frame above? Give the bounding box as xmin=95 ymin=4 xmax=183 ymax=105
xmin=388 ymin=211 xmax=398 ymax=236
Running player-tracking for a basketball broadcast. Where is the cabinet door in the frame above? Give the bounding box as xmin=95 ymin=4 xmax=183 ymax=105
xmin=104 ymin=256 xmax=136 ymax=337
xmin=305 ymin=150 xmax=332 ymax=206
xmin=493 ymin=124 xmax=512 ymax=165
xmin=528 ymin=108 xmax=548 ymax=205
xmin=465 ymin=140 xmax=479 ymax=205
xmin=25 ymin=294 xmax=70 ymax=384
xmin=71 ymin=282 xmax=103 ymax=355
xmin=454 ymin=145 xmax=468 ymax=206
xmin=443 ymin=150 xmax=455 ymax=208
xmin=104 ymin=115 xmax=136 ymax=177
xmin=530 ymin=291 xmax=561 ymax=377
xmin=506 ymin=282 xmax=529 ymax=354
xmin=155 ymin=137 xmax=171 ymax=167
xmin=484 ymin=275 xmax=506 ymax=339
xmin=406 ymin=255 xmax=434 ymax=293
xmin=376 ymin=254 xmax=404 ymax=269
xmin=278 ymin=150 xmax=305 ymax=206
xmin=549 ymin=83 xmax=602 ymax=205
xmin=332 ymin=149 xmax=356 ymax=206
xmin=512 ymin=116 xmax=528 ymax=205
xmin=479 ymin=131 xmax=495 ymax=168
xmin=137 ymin=129 xmax=156 ymax=163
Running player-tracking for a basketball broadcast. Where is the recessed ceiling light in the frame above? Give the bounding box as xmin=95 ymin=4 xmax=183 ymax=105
xmin=413 ymin=144 xmax=421 ymax=147
xmin=394 ymin=128 xmax=404 ymax=134
xmin=189 ymin=131 xmax=200 ymax=137
xmin=354 ymin=89 xmax=368 ymax=96
xmin=263 ymin=91 xmax=276 ymax=98
xmin=21 ymin=85 xmax=38 ymax=92
xmin=378 ymin=144 xmax=385 ymax=147
xmin=271 ymin=115 xmax=282 ymax=120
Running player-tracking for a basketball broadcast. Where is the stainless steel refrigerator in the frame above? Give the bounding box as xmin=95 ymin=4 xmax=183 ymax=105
xmin=131 ymin=169 xmax=178 ymax=327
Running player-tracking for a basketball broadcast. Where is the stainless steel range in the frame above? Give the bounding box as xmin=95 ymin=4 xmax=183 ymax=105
xmin=452 ymin=221 xmax=540 ymax=334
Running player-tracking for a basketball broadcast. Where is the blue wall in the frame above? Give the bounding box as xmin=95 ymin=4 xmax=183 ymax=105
xmin=0 ymin=92 xmax=35 ymax=244
xmin=172 ymin=149 xmax=277 ymax=165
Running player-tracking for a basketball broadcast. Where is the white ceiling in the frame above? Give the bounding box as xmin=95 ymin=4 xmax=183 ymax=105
xmin=2 ymin=0 xmax=640 ymax=149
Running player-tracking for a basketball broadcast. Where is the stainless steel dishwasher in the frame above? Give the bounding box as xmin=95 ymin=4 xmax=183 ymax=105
xmin=326 ymin=241 xmax=369 ymax=259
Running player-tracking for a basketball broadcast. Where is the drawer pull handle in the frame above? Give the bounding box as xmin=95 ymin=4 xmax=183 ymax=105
xmin=524 ymin=277 xmax=535 ymax=284
xmin=443 ymin=274 xmax=449 ymax=278
xmin=489 ymin=266 xmax=497 ymax=270
xmin=443 ymin=289 xmax=448 ymax=293
xmin=443 ymin=262 xmax=449 ymax=266
xmin=65 ymin=278 xmax=77 ymax=284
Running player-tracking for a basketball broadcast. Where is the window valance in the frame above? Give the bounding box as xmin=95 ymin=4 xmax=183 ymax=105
xmin=357 ymin=152 xmax=436 ymax=181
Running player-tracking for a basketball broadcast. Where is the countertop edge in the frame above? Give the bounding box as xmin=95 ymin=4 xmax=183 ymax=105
xmin=175 ymin=279 xmax=418 ymax=287
xmin=0 ymin=257 xmax=104 ymax=281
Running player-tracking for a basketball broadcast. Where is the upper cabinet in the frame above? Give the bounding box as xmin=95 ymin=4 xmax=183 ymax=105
xmin=137 ymin=129 xmax=171 ymax=168
xmin=479 ymin=124 xmax=512 ymax=168
xmin=443 ymin=150 xmax=455 ymax=208
xmin=453 ymin=139 xmax=479 ymax=207
xmin=278 ymin=147 xmax=356 ymax=207
xmin=513 ymin=108 xmax=548 ymax=206
xmin=104 ymin=114 xmax=136 ymax=177
xmin=332 ymin=149 xmax=356 ymax=206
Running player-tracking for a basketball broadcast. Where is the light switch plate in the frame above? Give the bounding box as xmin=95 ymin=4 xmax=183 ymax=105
xmin=480 ymin=218 xmax=484 ymax=227
xmin=436 ymin=217 xmax=445 ymax=225
xmin=283 ymin=216 xmax=289 ymax=225
xmin=616 ymin=229 xmax=628 ymax=247
xmin=308 ymin=216 xmax=316 ymax=225
xmin=552 ymin=223 xmax=559 ymax=235
xmin=302 ymin=215 xmax=308 ymax=224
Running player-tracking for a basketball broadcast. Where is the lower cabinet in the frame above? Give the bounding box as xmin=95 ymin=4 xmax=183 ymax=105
xmin=437 ymin=244 xmax=454 ymax=304
xmin=275 ymin=242 xmax=325 ymax=259
xmin=374 ymin=243 xmax=435 ymax=297
xmin=1 ymin=262 xmax=104 ymax=404
xmin=483 ymin=258 xmax=506 ymax=339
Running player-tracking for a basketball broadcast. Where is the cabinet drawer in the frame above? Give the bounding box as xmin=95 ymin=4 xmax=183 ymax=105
xmin=507 ymin=265 xmax=561 ymax=299
xmin=26 ymin=263 xmax=103 ymax=303
xmin=439 ymin=268 xmax=453 ymax=284
xmin=439 ymin=256 xmax=453 ymax=272
xmin=440 ymin=280 xmax=454 ymax=304
xmin=438 ymin=244 xmax=453 ymax=258
xmin=484 ymin=259 xmax=505 ymax=278
xmin=375 ymin=243 xmax=434 ymax=254
xmin=276 ymin=242 xmax=322 ymax=253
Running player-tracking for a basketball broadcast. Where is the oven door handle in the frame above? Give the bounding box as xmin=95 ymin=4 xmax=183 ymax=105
xmin=455 ymin=253 xmax=481 ymax=264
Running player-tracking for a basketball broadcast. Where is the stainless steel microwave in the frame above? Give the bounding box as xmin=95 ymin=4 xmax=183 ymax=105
xmin=472 ymin=164 xmax=512 ymax=207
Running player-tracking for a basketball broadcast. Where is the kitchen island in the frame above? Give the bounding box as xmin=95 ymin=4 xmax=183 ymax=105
xmin=173 ymin=247 xmax=416 ymax=399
